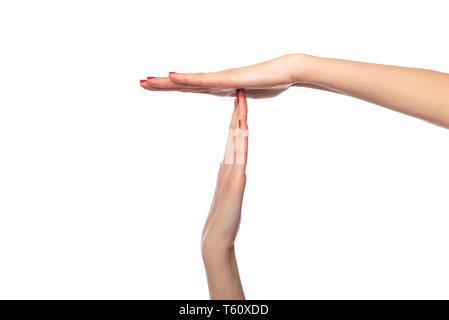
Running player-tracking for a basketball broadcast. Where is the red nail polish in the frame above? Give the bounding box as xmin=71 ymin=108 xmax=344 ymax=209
xmin=147 ymin=77 xmax=155 ymax=80
xmin=239 ymin=119 xmax=242 ymax=129
xmin=140 ymin=80 xmax=146 ymax=84
xmin=169 ymin=72 xmax=177 ymax=75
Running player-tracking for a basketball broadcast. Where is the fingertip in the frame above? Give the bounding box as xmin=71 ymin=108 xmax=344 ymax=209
xmin=140 ymin=79 xmax=149 ymax=89
xmin=140 ymin=79 xmax=159 ymax=91
xmin=168 ymin=72 xmax=181 ymax=82
xmin=236 ymin=89 xmax=248 ymax=124
xmin=146 ymin=77 xmax=161 ymax=87
xmin=236 ymin=88 xmax=247 ymax=105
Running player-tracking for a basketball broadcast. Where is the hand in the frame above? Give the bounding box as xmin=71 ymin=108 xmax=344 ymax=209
xmin=201 ymin=89 xmax=248 ymax=300
xmin=140 ymin=54 xmax=307 ymax=99
xmin=202 ymin=89 xmax=249 ymax=251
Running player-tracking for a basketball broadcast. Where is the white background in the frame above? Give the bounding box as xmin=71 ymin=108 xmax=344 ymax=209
xmin=1 ymin=0 xmax=448 ymax=299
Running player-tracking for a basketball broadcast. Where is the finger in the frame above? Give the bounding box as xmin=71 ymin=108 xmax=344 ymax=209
xmin=140 ymin=79 xmax=156 ymax=90
xmin=147 ymin=77 xmax=203 ymax=90
xmin=169 ymin=71 xmax=229 ymax=88
xmin=232 ymin=98 xmax=239 ymax=164
xmin=223 ymin=99 xmax=238 ymax=165
xmin=140 ymin=80 xmax=229 ymax=95
xmin=140 ymin=79 xmax=181 ymax=91
xmin=232 ymin=98 xmax=238 ymax=164
xmin=236 ymin=89 xmax=248 ymax=129
xmin=243 ymin=133 xmax=248 ymax=168
xmin=229 ymin=98 xmax=238 ymax=129
xmin=141 ymin=78 xmax=234 ymax=96
xmin=238 ymin=132 xmax=248 ymax=174
xmin=235 ymin=90 xmax=248 ymax=168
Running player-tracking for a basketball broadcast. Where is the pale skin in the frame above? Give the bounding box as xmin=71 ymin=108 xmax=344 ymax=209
xmin=141 ymin=53 xmax=449 ymax=128
xmin=140 ymin=54 xmax=449 ymax=299
xmin=201 ymin=89 xmax=248 ymax=300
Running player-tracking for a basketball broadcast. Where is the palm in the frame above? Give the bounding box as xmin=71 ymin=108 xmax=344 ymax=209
xmin=192 ymin=85 xmax=291 ymax=99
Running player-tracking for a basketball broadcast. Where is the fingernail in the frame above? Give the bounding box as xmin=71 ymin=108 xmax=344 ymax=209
xmin=147 ymin=77 xmax=155 ymax=80
xmin=140 ymin=80 xmax=146 ymax=84
xmin=169 ymin=72 xmax=177 ymax=75
xmin=239 ymin=119 xmax=242 ymax=129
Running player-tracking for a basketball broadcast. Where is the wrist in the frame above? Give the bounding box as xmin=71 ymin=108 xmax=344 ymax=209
xmin=201 ymin=238 xmax=234 ymax=261
xmin=290 ymin=53 xmax=320 ymax=83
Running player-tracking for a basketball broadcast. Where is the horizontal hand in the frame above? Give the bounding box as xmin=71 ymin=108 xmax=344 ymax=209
xmin=140 ymin=54 xmax=307 ymax=99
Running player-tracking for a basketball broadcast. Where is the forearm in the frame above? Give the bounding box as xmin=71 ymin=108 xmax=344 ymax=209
xmin=202 ymin=244 xmax=245 ymax=300
xmin=296 ymin=54 xmax=449 ymax=128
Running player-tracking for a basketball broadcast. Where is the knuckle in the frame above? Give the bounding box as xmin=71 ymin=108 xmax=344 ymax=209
xmin=228 ymin=172 xmax=246 ymax=190
xmin=218 ymin=72 xmax=232 ymax=88
xmin=195 ymin=73 xmax=206 ymax=86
